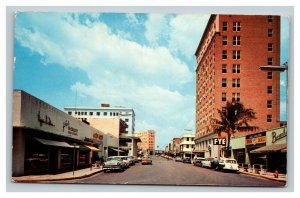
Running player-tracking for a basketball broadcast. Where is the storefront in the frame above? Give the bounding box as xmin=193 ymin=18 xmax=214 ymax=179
xmin=250 ymin=127 xmax=287 ymax=173
xmin=245 ymin=132 xmax=267 ymax=166
xmin=231 ymin=136 xmax=246 ymax=164
xmin=12 ymin=90 xmax=104 ymax=176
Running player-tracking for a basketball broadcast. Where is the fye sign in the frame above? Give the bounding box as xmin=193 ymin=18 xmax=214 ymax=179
xmin=213 ymin=137 xmax=226 ymax=145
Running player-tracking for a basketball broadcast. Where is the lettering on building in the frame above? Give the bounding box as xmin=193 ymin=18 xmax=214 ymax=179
xmin=213 ymin=137 xmax=226 ymax=145
xmin=246 ymin=132 xmax=266 ymax=145
xmin=272 ymin=128 xmax=287 ymax=143
xmin=62 ymin=120 xmax=78 ymax=136
xmin=37 ymin=110 xmax=55 ymax=127
xmin=93 ymin=132 xmax=103 ymax=141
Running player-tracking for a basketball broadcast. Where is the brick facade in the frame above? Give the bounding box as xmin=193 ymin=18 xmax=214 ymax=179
xmin=194 ymin=15 xmax=281 ymax=155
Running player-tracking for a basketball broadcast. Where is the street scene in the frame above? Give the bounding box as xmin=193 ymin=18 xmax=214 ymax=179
xmin=12 ymin=12 xmax=289 ymax=187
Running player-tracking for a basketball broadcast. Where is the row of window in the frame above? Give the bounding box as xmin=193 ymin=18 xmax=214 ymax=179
xmin=181 ymin=145 xmax=194 ymax=149
xmin=222 ymin=36 xmax=241 ymax=45
xmin=222 ymin=64 xmax=240 ymax=73
xmin=222 ymin=21 xmax=241 ymax=31
xmin=222 ymin=50 xmax=240 ymax=59
xmin=221 ymin=78 xmax=240 ymax=87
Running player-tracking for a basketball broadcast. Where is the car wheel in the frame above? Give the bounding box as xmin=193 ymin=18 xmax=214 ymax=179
xmin=103 ymin=170 xmax=107 ymax=173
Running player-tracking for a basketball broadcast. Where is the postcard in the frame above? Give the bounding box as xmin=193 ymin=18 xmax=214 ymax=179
xmin=12 ymin=12 xmax=289 ymax=187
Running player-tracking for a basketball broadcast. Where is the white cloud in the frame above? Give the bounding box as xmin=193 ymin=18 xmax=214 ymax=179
xmin=169 ymin=14 xmax=210 ymax=59
xmin=15 ymin=13 xmax=198 ymax=147
xmin=144 ymin=14 xmax=169 ymax=45
xmin=125 ymin=13 xmax=139 ymax=25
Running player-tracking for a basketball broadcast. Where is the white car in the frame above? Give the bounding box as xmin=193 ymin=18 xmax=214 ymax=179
xmin=103 ymin=156 xmax=125 ymax=172
xmin=201 ymin=157 xmax=214 ymax=168
xmin=218 ymin=158 xmax=239 ymax=172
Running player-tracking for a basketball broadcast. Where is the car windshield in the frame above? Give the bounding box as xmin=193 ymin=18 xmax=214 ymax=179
xmin=106 ymin=157 xmax=118 ymax=161
xmin=225 ymin=160 xmax=237 ymax=164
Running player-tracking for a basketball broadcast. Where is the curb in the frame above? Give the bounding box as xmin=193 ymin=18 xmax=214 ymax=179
xmin=239 ymin=171 xmax=286 ymax=183
xmin=12 ymin=169 xmax=103 ymax=183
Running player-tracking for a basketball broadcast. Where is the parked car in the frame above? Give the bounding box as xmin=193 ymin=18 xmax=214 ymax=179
xmin=103 ymin=156 xmax=125 ymax=172
xmin=182 ymin=157 xmax=192 ymax=163
xmin=119 ymin=156 xmax=130 ymax=168
xmin=141 ymin=157 xmax=152 ymax=165
xmin=126 ymin=156 xmax=135 ymax=165
xmin=202 ymin=157 xmax=219 ymax=169
xmin=132 ymin=156 xmax=139 ymax=163
xmin=137 ymin=156 xmax=142 ymax=161
xmin=175 ymin=157 xmax=183 ymax=162
xmin=217 ymin=158 xmax=239 ymax=172
xmin=193 ymin=157 xmax=206 ymax=167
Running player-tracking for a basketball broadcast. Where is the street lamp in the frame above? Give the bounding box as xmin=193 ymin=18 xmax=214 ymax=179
xmin=259 ymin=63 xmax=288 ymax=122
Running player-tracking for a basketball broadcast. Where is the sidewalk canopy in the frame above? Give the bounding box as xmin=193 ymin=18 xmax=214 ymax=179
xmin=250 ymin=144 xmax=286 ymax=154
xmin=34 ymin=137 xmax=74 ymax=148
xmin=84 ymin=144 xmax=100 ymax=152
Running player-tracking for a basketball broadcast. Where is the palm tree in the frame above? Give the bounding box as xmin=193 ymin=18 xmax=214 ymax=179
xmin=211 ymin=101 xmax=258 ymax=158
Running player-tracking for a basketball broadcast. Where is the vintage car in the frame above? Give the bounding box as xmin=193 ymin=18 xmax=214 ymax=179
xmin=182 ymin=157 xmax=192 ymax=164
xmin=201 ymin=157 xmax=219 ymax=169
xmin=126 ymin=156 xmax=135 ymax=165
xmin=193 ymin=157 xmax=206 ymax=167
xmin=175 ymin=157 xmax=183 ymax=162
xmin=141 ymin=157 xmax=152 ymax=165
xmin=103 ymin=156 xmax=125 ymax=172
xmin=217 ymin=158 xmax=239 ymax=172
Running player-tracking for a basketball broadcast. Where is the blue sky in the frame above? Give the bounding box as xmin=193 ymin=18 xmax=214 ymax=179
xmin=13 ymin=13 xmax=289 ymax=149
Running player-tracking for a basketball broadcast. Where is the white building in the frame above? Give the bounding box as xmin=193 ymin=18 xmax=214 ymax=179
xmin=64 ymin=104 xmax=135 ymax=136
xmin=180 ymin=134 xmax=195 ymax=158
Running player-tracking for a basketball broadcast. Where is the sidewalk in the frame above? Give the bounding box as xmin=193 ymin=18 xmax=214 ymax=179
xmin=239 ymin=169 xmax=287 ymax=183
xmin=12 ymin=166 xmax=103 ymax=183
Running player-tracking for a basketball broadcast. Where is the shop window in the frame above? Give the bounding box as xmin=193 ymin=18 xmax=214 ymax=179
xmin=60 ymin=150 xmax=72 ymax=169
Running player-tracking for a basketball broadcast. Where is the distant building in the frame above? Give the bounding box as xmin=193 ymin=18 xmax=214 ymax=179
xmin=64 ymin=104 xmax=139 ymax=156
xmin=180 ymin=134 xmax=195 ymax=158
xmin=135 ymin=130 xmax=156 ymax=155
xmin=64 ymin=104 xmax=135 ymax=136
xmin=194 ymin=14 xmax=281 ymax=158
xmin=172 ymin=138 xmax=181 ymax=156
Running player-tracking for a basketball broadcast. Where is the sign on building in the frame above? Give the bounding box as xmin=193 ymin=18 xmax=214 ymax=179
xmin=213 ymin=137 xmax=226 ymax=145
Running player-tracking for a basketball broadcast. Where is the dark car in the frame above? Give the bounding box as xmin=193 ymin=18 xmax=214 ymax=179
xmin=193 ymin=157 xmax=206 ymax=167
xmin=182 ymin=157 xmax=192 ymax=163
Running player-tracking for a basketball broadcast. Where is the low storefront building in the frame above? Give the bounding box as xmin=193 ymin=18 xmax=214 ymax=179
xmin=12 ymin=90 xmax=104 ymax=176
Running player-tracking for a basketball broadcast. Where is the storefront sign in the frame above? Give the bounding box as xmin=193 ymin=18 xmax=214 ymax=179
xmin=213 ymin=137 xmax=226 ymax=145
xmin=246 ymin=132 xmax=266 ymax=145
xmin=272 ymin=128 xmax=287 ymax=143
xmin=37 ymin=110 xmax=55 ymax=127
xmin=93 ymin=132 xmax=103 ymax=141
xmin=63 ymin=120 xmax=78 ymax=136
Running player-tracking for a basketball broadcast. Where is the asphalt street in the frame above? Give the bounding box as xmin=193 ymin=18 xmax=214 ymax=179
xmin=52 ymin=156 xmax=285 ymax=187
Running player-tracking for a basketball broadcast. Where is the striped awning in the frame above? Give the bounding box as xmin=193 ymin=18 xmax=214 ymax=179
xmin=34 ymin=137 xmax=74 ymax=148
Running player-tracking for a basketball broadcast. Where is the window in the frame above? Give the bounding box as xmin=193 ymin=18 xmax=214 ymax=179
xmin=233 ymin=50 xmax=240 ymax=59
xmin=223 ymin=21 xmax=228 ymax=31
xmin=268 ymin=16 xmax=273 ymax=22
xmin=104 ymin=112 xmax=107 ymax=116
xmin=268 ymin=43 xmax=273 ymax=51
xmin=267 ymin=100 xmax=273 ymax=108
xmin=125 ymin=118 xmax=129 ymax=122
xmin=222 ymin=107 xmax=226 ymax=113
xmin=186 ymin=145 xmax=190 ymax=149
xmin=268 ymin=29 xmax=273 ymax=37
xmin=267 ymin=71 xmax=273 ymax=79
xmin=222 ymin=78 xmax=227 ymax=87
xmin=233 ymin=36 xmax=241 ymax=45
xmin=222 ymin=36 xmax=227 ymax=45
xmin=186 ymin=138 xmax=189 ymax=141
xmin=267 ymin=86 xmax=273 ymax=94
xmin=232 ymin=64 xmax=240 ymax=73
xmin=232 ymin=93 xmax=240 ymax=102
xmin=232 ymin=78 xmax=240 ymax=87
xmin=222 ymin=64 xmax=227 ymax=73
xmin=68 ymin=112 xmax=72 ymax=115
xmin=222 ymin=92 xmax=226 ymax=101
xmin=89 ymin=112 xmax=93 ymax=116
xmin=268 ymin=57 xmax=273 ymax=65
xmin=267 ymin=115 xmax=272 ymax=122
xmin=233 ymin=21 xmax=241 ymax=31
xmin=84 ymin=112 xmax=87 ymax=115
xmin=97 ymin=112 xmax=100 ymax=116
xmin=222 ymin=50 xmax=227 ymax=59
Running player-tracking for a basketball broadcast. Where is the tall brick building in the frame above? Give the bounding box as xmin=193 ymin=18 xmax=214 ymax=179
xmin=194 ymin=15 xmax=281 ymax=158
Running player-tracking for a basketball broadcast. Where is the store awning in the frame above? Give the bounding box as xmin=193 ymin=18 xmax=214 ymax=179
xmin=34 ymin=137 xmax=74 ymax=148
xmin=250 ymin=144 xmax=287 ymax=154
xmin=193 ymin=150 xmax=205 ymax=153
xmin=84 ymin=144 xmax=100 ymax=152
xmin=108 ymin=147 xmax=125 ymax=153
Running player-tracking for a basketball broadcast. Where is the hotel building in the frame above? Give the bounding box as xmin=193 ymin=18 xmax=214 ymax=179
xmin=194 ymin=15 xmax=281 ymax=158
xmin=135 ymin=130 xmax=156 ymax=155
